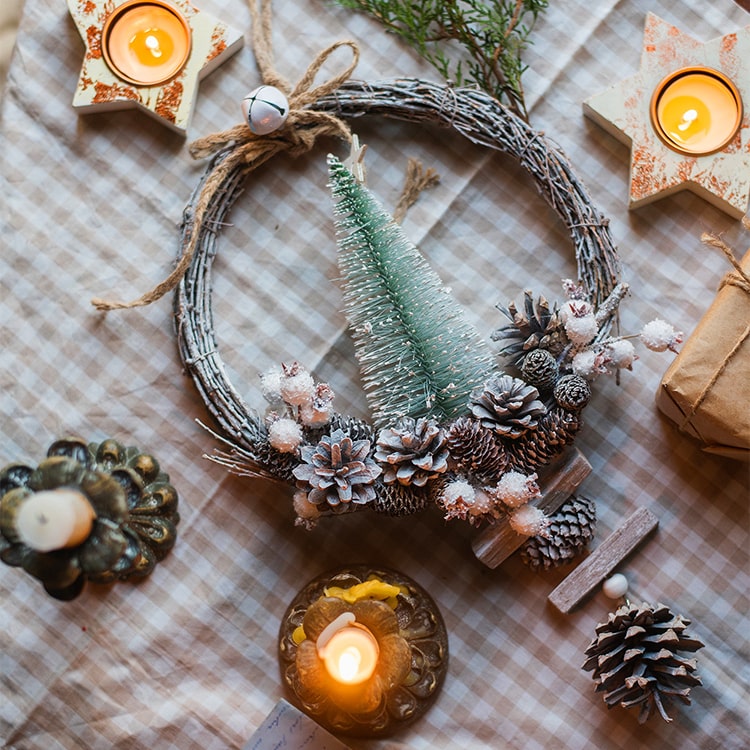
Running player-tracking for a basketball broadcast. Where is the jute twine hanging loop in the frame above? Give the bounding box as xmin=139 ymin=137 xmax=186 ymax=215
xmin=91 ymin=0 xmax=359 ymax=311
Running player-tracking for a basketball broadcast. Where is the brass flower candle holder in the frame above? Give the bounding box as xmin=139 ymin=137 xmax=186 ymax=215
xmin=278 ymin=565 xmax=448 ymax=738
xmin=0 ymin=436 xmax=180 ymax=600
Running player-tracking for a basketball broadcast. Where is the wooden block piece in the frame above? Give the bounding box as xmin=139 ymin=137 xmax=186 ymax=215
xmin=548 ymin=506 xmax=659 ymax=613
xmin=471 ymin=448 xmax=592 ymax=568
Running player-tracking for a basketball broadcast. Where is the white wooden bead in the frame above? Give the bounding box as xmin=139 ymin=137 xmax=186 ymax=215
xmin=602 ymin=573 xmax=629 ymax=599
xmin=241 ymin=85 xmax=289 ymax=135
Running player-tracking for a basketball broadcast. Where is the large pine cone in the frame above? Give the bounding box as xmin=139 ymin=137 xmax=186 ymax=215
xmin=506 ymin=406 xmax=581 ymax=473
xmin=492 ymin=291 xmax=566 ymax=365
xmin=519 ymin=495 xmax=596 ymax=570
xmin=374 ymin=417 xmax=448 ymax=487
xmin=469 ymin=374 xmax=546 ymax=439
xmin=293 ymin=429 xmax=381 ymax=509
xmin=445 ymin=416 xmax=508 ymax=484
xmin=582 ymin=602 xmax=704 ymax=723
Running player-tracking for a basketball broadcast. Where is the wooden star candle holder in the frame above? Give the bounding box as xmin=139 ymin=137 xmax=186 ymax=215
xmin=584 ymin=13 xmax=750 ymax=218
xmin=67 ymin=0 xmax=243 ymax=133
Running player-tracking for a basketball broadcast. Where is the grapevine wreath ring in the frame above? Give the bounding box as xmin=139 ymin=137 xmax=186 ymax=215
xmin=166 ymin=70 xmax=658 ymax=543
xmin=89 ymin=3 xmax=683 ymax=561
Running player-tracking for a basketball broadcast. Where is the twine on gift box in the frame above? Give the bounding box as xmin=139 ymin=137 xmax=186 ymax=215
xmin=677 ymin=228 xmax=750 ymax=429
xmin=91 ymin=0 xmax=359 ymax=311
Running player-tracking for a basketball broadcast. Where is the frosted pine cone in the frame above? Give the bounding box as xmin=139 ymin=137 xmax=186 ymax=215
xmin=520 ymin=495 xmax=596 ymax=570
xmin=583 ymin=602 xmax=704 ymax=723
xmin=520 ymin=349 xmax=559 ymax=392
xmin=293 ymin=429 xmax=381 ymax=509
xmin=445 ymin=416 xmax=508 ymax=483
xmin=506 ymin=407 xmax=581 ymax=473
xmin=375 ymin=417 xmax=448 ymax=487
xmin=327 ymin=413 xmax=376 ymax=444
xmin=553 ymin=374 xmax=592 ymax=411
xmin=470 ymin=374 xmax=546 ymax=439
xmin=492 ymin=291 xmax=566 ymax=365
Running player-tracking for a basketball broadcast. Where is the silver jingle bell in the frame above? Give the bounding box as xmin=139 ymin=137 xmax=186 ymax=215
xmin=241 ymin=85 xmax=290 ymax=135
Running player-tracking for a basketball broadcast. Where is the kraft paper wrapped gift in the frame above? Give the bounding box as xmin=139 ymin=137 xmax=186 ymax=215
xmin=656 ymin=248 xmax=750 ymax=460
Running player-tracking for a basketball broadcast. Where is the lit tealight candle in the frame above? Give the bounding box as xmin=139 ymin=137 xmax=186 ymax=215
xmin=15 ymin=489 xmax=96 ymax=552
xmin=650 ymin=67 xmax=742 ymax=156
xmin=102 ymin=0 xmax=192 ymax=87
xmin=316 ymin=612 xmax=380 ymax=685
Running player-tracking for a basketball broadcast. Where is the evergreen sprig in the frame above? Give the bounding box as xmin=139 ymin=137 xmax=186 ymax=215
xmin=328 ymin=155 xmax=494 ymax=429
xmin=332 ymin=0 xmax=548 ymax=120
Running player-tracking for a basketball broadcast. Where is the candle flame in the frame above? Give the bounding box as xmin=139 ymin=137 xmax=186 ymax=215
xmin=337 ymin=646 xmax=363 ymax=683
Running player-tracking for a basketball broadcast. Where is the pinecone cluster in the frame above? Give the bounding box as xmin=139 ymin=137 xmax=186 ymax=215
xmin=519 ymin=495 xmax=596 ymax=570
xmin=582 ymin=602 xmax=704 ymax=723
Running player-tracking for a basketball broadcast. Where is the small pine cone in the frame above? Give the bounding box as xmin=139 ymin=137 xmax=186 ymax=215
xmin=327 ymin=413 xmax=376 ymax=444
xmin=375 ymin=417 xmax=448 ymax=487
xmin=554 ymin=374 xmax=591 ymax=411
xmin=520 ymin=349 xmax=559 ymax=392
xmin=583 ymin=602 xmax=704 ymax=723
xmin=470 ymin=374 xmax=546 ymax=438
xmin=519 ymin=495 xmax=596 ymax=571
xmin=253 ymin=442 xmax=300 ymax=483
xmin=445 ymin=416 xmax=508 ymax=483
xmin=371 ymin=480 xmax=435 ymax=516
xmin=506 ymin=407 xmax=581 ymax=473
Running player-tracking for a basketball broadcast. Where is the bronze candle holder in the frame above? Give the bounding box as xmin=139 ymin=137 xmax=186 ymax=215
xmin=0 ymin=436 xmax=179 ymax=600
xmin=278 ymin=565 xmax=448 ymax=738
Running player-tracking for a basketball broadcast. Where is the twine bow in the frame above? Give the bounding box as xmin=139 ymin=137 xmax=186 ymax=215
xmin=92 ymin=0 xmax=359 ymax=311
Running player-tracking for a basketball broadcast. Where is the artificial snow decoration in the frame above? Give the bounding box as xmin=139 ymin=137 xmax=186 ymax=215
xmin=640 ymin=319 xmax=684 ymax=352
xmin=509 ymin=504 xmax=549 ymax=536
xmin=492 ymin=470 xmax=540 ymax=508
xmin=268 ymin=417 xmax=304 ymax=452
xmin=260 ymin=366 xmax=284 ymax=403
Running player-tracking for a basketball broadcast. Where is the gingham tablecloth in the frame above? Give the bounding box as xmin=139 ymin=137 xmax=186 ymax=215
xmin=1 ymin=1 xmax=748 ymax=748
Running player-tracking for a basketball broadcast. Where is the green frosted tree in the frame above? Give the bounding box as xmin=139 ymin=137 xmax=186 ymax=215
xmin=328 ymin=154 xmax=494 ymax=430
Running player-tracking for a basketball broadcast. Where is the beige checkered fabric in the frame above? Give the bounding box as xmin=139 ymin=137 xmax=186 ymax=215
xmin=1 ymin=0 xmax=748 ymax=748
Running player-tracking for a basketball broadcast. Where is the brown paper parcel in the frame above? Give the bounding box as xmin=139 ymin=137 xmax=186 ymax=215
xmin=656 ymin=249 xmax=750 ymax=460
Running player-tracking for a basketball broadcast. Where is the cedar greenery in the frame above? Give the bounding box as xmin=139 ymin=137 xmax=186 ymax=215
xmin=332 ymin=0 xmax=548 ymax=120
xmin=328 ymin=154 xmax=494 ymax=429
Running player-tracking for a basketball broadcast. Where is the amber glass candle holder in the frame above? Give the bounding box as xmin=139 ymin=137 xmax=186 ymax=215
xmin=650 ymin=66 xmax=743 ymax=156
xmin=278 ymin=565 xmax=448 ymax=738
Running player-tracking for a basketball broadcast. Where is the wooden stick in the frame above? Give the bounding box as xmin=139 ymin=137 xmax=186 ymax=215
xmin=472 ymin=448 xmax=592 ymax=568
xmin=548 ymin=506 xmax=659 ymax=613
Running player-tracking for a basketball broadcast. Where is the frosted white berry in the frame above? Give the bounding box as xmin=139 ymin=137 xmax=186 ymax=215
xmin=493 ymin=471 xmax=540 ymax=508
xmin=268 ymin=417 xmax=303 ymax=452
xmin=509 ymin=505 xmax=549 ymax=536
xmin=640 ymin=319 xmax=683 ymax=352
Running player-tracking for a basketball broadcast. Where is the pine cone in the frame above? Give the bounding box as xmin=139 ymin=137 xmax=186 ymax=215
xmin=445 ymin=416 xmax=508 ymax=483
xmin=519 ymin=495 xmax=596 ymax=570
xmin=470 ymin=374 xmax=546 ymax=439
xmin=327 ymin=413 xmax=376 ymax=444
xmin=582 ymin=602 xmax=704 ymax=723
xmin=553 ymin=374 xmax=592 ymax=411
xmin=292 ymin=429 xmax=381 ymax=509
xmin=374 ymin=417 xmax=448 ymax=487
xmin=520 ymin=349 xmax=559 ymax=392
xmin=253 ymin=441 xmax=300 ymax=483
xmin=492 ymin=291 xmax=566 ymax=365
xmin=371 ymin=480 xmax=435 ymax=516
xmin=506 ymin=406 xmax=581 ymax=473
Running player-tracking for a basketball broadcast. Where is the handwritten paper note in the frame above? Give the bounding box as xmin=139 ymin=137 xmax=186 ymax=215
xmin=243 ymin=699 xmax=351 ymax=750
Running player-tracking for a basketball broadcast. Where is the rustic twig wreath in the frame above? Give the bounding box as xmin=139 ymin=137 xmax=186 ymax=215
xmin=90 ymin=1 xmax=678 ymax=542
xmin=167 ymin=73 xmax=643 ymax=533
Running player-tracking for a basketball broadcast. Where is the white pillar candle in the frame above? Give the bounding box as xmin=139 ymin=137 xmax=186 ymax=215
xmin=15 ymin=489 xmax=96 ymax=552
